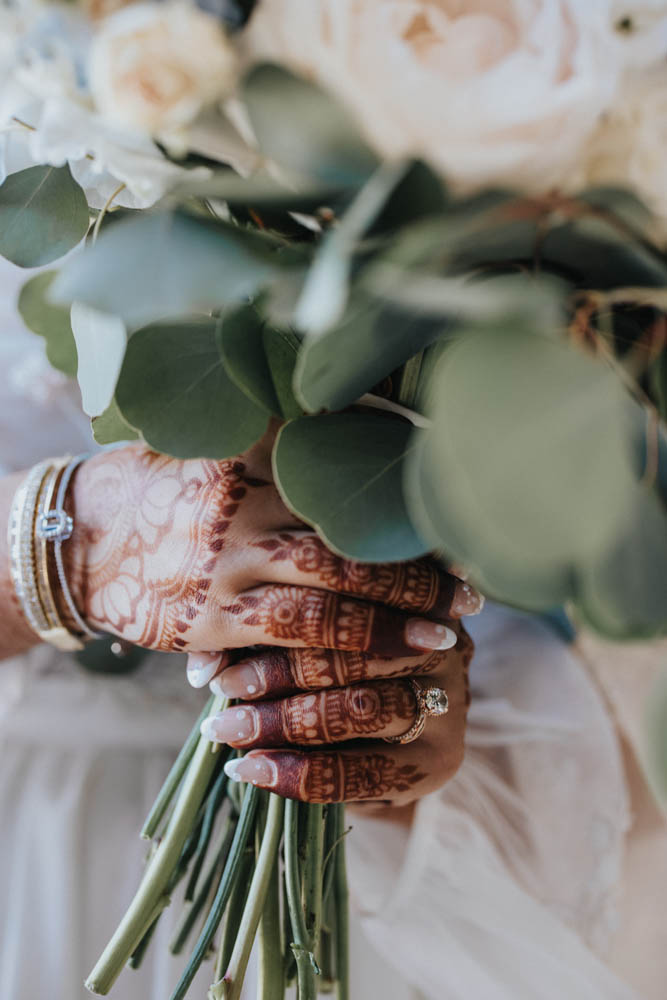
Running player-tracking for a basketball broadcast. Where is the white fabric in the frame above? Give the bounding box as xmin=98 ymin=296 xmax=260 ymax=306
xmin=0 ymin=257 xmax=642 ymax=1000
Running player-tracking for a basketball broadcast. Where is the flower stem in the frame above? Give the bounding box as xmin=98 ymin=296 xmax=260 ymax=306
xmin=170 ymin=815 xmax=236 ymax=955
xmin=85 ymin=695 xmax=225 ymax=995
xmin=333 ymin=806 xmax=349 ymax=1000
xmin=210 ymin=793 xmax=285 ymax=1000
xmin=140 ymin=695 xmax=215 ymax=841
xmin=257 ymin=838 xmax=284 ymax=1000
xmin=169 ymin=783 xmax=259 ymax=1000
xmin=284 ymin=800 xmax=319 ymax=1000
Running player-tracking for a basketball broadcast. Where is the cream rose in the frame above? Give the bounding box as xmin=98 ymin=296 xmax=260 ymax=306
xmin=90 ymin=1 xmax=238 ymax=136
xmin=579 ymin=65 xmax=667 ymax=235
xmin=243 ymin=0 xmax=621 ymax=194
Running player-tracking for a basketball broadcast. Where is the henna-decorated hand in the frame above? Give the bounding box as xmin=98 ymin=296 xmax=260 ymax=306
xmin=196 ymin=626 xmax=473 ymax=806
xmin=64 ymin=438 xmax=483 ymax=661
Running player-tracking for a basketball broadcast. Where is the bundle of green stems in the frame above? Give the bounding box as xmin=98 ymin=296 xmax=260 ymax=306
xmin=85 ymin=694 xmax=349 ymax=1000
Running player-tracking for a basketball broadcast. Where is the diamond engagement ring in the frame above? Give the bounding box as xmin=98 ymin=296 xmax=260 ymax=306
xmin=384 ymin=678 xmax=449 ymax=745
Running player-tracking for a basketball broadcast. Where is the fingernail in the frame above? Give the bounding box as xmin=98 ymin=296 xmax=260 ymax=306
xmin=224 ymin=755 xmax=277 ymax=787
xmin=200 ymin=707 xmax=258 ymax=745
xmin=187 ymin=652 xmax=225 ymax=689
xmin=405 ymin=618 xmax=457 ymax=651
xmin=215 ymin=660 xmax=263 ymax=699
xmin=451 ymin=581 xmax=485 ymax=617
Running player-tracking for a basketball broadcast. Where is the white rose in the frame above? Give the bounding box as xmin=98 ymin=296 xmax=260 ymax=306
xmin=0 ymin=39 xmax=212 ymax=209
xmin=579 ymin=66 xmax=667 ymax=236
xmin=243 ymin=0 xmax=621 ymax=194
xmin=90 ymin=1 xmax=238 ymax=136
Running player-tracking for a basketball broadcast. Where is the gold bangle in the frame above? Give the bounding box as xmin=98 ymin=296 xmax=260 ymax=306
xmin=8 ymin=461 xmax=53 ymax=638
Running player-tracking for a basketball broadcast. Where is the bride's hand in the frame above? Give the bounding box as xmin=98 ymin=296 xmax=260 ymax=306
xmin=196 ymin=628 xmax=473 ymax=805
xmin=64 ymin=439 xmax=482 ymax=659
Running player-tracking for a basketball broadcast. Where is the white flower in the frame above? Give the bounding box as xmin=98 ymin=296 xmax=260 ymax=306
xmin=579 ymin=65 xmax=667 ymax=235
xmin=89 ymin=1 xmax=238 ymax=137
xmin=243 ymin=0 xmax=622 ymax=194
xmin=0 ymin=17 xmax=212 ymax=209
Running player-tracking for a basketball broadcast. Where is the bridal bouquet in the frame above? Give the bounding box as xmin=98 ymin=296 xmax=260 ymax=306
xmin=2 ymin=0 xmax=667 ymax=997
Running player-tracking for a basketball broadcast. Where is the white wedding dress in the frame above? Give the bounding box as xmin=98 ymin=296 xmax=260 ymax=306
xmin=0 ymin=256 xmax=664 ymax=1000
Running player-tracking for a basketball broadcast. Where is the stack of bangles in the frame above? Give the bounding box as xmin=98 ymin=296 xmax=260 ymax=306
xmin=7 ymin=454 xmax=102 ymax=652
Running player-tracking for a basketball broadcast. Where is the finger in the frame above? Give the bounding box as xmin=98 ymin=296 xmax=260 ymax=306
xmin=217 ymin=584 xmax=458 ymax=656
xmin=185 ymin=650 xmax=231 ymax=688
xmin=220 ymin=745 xmax=430 ymax=803
xmin=251 ymin=531 xmax=484 ymax=618
xmin=201 ymin=679 xmax=423 ymax=748
xmin=210 ymin=646 xmax=448 ymax=701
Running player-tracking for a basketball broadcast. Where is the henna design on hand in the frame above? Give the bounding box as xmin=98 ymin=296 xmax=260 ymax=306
xmin=66 ymin=447 xmax=269 ymax=650
xmin=209 ymin=680 xmax=417 ymax=748
xmin=220 ymin=585 xmax=452 ymax=656
xmin=240 ymin=748 xmax=428 ymax=802
xmin=253 ymin=532 xmax=482 ymax=617
xmin=216 ymin=646 xmax=446 ymax=700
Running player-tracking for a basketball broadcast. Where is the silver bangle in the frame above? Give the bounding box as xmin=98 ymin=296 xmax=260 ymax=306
xmin=35 ymin=453 xmax=102 ymax=644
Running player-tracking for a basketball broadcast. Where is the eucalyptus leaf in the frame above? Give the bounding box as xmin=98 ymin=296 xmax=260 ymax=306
xmin=70 ymin=301 xmax=127 ymax=417
xmin=262 ymin=326 xmax=301 ymax=420
xmin=242 ymin=64 xmax=378 ymax=189
xmin=51 ymin=212 xmax=282 ymax=329
xmin=574 ymin=485 xmax=667 ymax=638
xmin=405 ymin=327 xmax=638 ymax=608
xmin=405 ymin=430 xmax=573 ymax=609
xmin=294 ymin=294 xmax=444 ymax=413
xmin=115 ymin=318 xmax=269 ymax=459
xmin=18 ymin=271 xmax=77 ymax=376
xmin=91 ymin=398 xmax=140 ymax=445
xmin=0 ymin=164 xmax=89 ymax=267
xmin=217 ymin=305 xmax=301 ymax=418
xmin=273 ymin=413 xmax=429 ymax=562
xmin=217 ymin=305 xmax=279 ymax=414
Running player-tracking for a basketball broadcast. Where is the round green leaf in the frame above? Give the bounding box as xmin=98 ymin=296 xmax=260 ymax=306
xmin=217 ymin=306 xmax=302 ymax=418
xmin=91 ymin=399 xmax=139 ymax=446
xmin=0 ymin=165 xmax=88 ymax=267
xmin=273 ymin=413 xmax=429 ymax=562
xmin=51 ymin=212 xmax=280 ymax=330
xmin=242 ymin=64 xmax=378 ymax=189
xmin=405 ymin=431 xmax=573 ymax=609
xmin=116 ymin=318 xmax=269 ymax=459
xmin=295 ymin=295 xmax=444 ymax=413
xmin=18 ymin=271 xmax=77 ymax=376
xmin=574 ymin=486 xmax=667 ymax=639
xmin=405 ymin=328 xmax=638 ymax=607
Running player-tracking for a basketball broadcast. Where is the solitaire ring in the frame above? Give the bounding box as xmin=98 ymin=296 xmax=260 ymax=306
xmin=384 ymin=679 xmax=449 ymax=745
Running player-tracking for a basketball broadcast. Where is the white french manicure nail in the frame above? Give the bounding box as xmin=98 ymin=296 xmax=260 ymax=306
xmin=187 ymin=652 xmax=224 ymax=689
xmin=224 ymin=759 xmax=243 ymax=782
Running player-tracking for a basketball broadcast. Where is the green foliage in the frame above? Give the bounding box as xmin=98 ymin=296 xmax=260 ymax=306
xmin=0 ymin=165 xmax=89 ymax=267
xmin=294 ymin=294 xmax=444 ymax=413
xmin=51 ymin=212 xmax=286 ymax=329
xmin=115 ymin=318 xmax=269 ymax=459
xmin=273 ymin=413 xmax=429 ymax=562
xmin=242 ymin=64 xmax=378 ymax=190
xmin=406 ymin=327 xmax=639 ymax=608
xmin=91 ymin=399 xmax=139 ymax=446
xmin=216 ymin=305 xmax=301 ymax=419
xmin=18 ymin=271 xmax=77 ymax=376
